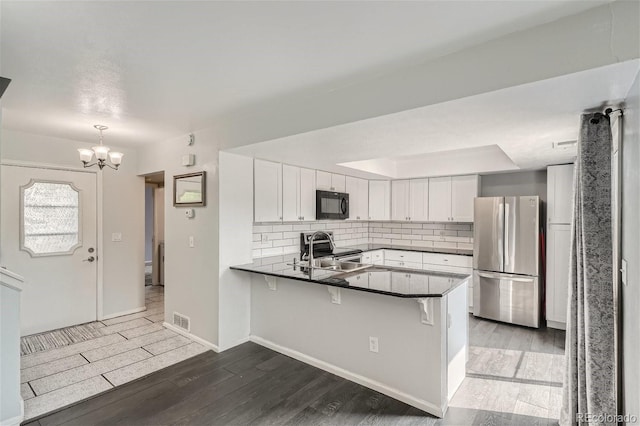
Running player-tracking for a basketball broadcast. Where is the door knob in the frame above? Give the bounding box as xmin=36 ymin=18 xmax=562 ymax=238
xmin=83 ymin=256 xmax=95 ymax=263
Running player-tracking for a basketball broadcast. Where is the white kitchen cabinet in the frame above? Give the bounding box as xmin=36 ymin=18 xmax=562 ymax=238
xmin=428 ymin=177 xmax=452 ymax=222
xmin=422 ymin=253 xmax=473 ymax=312
xmin=451 ymin=175 xmax=479 ymax=222
xmin=346 ymin=176 xmax=369 ymax=220
xmin=384 ymin=250 xmax=422 ymax=269
xmin=391 ymin=180 xmax=410 ymax=221
xmin=316 ymin=171 xmax=346 ymax=192
xmin=546 ymin=224 xmax=571 ymax=329
xmin=362 ymin=250 xmax=384 ymax=265
xmin=282 ymin=165 xmax=315 ymax=221
xmin=346 ymin=273 xmax=368 ymax=288
xmin=392 ymin=179 xmax=428 ymax=222
xmin=368 ymin=270 xmax=391 ymax=291
xmin=428 ymin=175 xmax=479 ymax=222
xmin=299 ymin=168 xmax=316 ymax=221
xmin=409 ymin=178 xmax=429 ymax=222
xmin=547 ymin=164 xmax=575 ymax=224
xmin=369 ymin=181 xmax=391 ymax=220
xmin=254 ymin=159 xmax=282 ymax=222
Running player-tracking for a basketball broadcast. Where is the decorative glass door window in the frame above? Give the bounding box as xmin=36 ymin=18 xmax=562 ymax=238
xmin=20 ymin=180 xmax=82 ymax=256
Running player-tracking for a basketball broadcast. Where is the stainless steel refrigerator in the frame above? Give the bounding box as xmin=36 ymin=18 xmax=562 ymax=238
xmin=473 ymin=196 xmax=542 ymax=328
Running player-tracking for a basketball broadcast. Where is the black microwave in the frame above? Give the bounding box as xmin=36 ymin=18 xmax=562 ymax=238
xmin=316 ymin=190 xmax=349 ymax=220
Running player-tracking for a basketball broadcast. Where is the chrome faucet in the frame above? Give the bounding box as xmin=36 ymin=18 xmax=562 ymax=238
xmin=308 ymin=230 xmax=335 ymax=268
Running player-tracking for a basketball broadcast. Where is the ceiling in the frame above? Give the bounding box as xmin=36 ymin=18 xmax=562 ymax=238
xmin=1 ymin=0 xmax=612 ymax=147
xmin=231 ymin=60 xmax=640 ymax=178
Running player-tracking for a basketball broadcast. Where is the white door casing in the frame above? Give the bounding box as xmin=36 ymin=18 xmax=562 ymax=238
xmin=1 ymin=165 xmax=98 ymax=336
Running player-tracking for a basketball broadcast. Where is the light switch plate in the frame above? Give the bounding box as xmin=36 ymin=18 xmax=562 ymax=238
xmin=112 ymin=232 xmax=122 ymax=242
xmin=189 ymin=236 xmax=195 ymax=248
xmin=621 ymin=259 xmax=628 ymax=285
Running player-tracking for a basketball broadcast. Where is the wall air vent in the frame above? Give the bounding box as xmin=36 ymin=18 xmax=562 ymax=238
xmin=172 ymin=312 xmax=191 ymax=332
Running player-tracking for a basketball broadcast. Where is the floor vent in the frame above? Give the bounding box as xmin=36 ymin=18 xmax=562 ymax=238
xmin=172 ymin=312 xmax=191 ymax=332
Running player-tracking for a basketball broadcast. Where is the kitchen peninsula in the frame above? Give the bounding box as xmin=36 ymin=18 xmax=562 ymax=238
xmin=231 ymin=252 xmax=469 ymax=417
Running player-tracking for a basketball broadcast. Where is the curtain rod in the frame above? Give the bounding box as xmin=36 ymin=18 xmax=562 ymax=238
xmin=589 ymin=108 xmax=623 ymax=124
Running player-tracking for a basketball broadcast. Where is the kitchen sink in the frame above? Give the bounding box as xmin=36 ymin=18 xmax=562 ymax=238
xmin=293 ymin=259 xmax=371 ymax=273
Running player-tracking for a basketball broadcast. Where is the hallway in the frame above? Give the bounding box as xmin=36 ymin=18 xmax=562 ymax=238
xmin=19 ymin=286 xmax=208 ymax=421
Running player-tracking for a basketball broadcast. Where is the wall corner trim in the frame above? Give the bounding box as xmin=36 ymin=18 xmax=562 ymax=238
xmin=162 ymin=322 xmax=220 ymax=353
xmin=249 ymin=335 xmax=444 ymax=418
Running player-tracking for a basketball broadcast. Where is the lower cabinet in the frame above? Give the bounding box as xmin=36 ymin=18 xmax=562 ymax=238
xmin=546 ymin=224 xmax=571 ymax=329
xmin=362 ymin=250 xmax=384 ymax=265
xmin=422 ymin=253 xmax=473 ymax=312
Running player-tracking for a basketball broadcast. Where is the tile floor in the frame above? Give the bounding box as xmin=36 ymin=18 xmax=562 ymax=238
xmin=446 ymin=315 xmax=566 ymax=424
xmin=20 ymin=286 xmax=208 ymax=421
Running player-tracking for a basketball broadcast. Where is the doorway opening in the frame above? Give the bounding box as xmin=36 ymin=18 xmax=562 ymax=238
xmin=144 ymin=172 xmax=165 ymax=287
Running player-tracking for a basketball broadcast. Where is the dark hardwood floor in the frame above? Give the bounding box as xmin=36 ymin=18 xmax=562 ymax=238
xmin=24 ymin=324 xmax=562 ymax=426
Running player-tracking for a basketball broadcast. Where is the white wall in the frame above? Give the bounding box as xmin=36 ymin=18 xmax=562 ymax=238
xmin=137 ymin=129 xmax=220 ymax=346
xmin=0 ymin=129 xmax=145 ymax=318
xmin=0 ymin=280 xmax=22 ymax=425
xmin=250 ymin=274 xmax=450 ymax=416
xmin=621 ymin=70 xmax=640 ymax=419
xmin=218 ymin=152 xmax=253 ymax=350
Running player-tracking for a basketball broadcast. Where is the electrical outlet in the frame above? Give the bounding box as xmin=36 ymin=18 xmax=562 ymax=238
xmin=262 ymin=234 xmax=269 ymax=242
xmin=621 ymin=259 xmax=628 ymax=285
xmin=369 ymin=336 xmax=379 ymax=353
xmin=439 ymin=230 xmax=446 ymax=239
xmin=189 ymin=236 xmax=195 ymax=248
xmin=112 ymin=232 xmax=122 ymax=242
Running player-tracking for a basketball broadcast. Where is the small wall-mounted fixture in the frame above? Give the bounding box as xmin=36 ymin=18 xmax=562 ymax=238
xmin=187 ymin=133 xmax=195 ymax=146
xmin=182 ymin=154 xmax=195 ymax=167
xmin=185 ymin=208 xmax=195 ymax=219
xmin=552 ymin=140 xmax=577 ymax=150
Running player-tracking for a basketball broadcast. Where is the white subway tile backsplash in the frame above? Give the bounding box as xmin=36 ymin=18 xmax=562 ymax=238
xmin=252 ymin=220 xmax=473 ymax=258
xmin=261 ymin=247 xmax=283 ymax=256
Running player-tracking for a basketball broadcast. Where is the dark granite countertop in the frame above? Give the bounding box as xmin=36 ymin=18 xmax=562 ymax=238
xmin=230 ymin=254 xmax=470 ymax=298
xmin=341 ymin=243 xmax=473 ymax=257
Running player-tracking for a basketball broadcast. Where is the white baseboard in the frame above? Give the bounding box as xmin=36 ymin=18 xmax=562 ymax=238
xmin=100 ymin=306 xmax=146 ymax=321
xmin=250 ymin=335 xmax=443 ymax=418
xmin=1 ymin=400 xmax=24 ymax=426
xmin=163 ymin=322 xmax=220 ymax=353
xmin=218 ymin=336 xmax=251 ymax=352
xmin=547 ymin=320 xmax=566 ymax=330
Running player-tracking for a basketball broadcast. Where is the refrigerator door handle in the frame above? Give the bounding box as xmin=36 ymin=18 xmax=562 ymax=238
xmin=504 ymin=203 xmax=510 ymax=266
xmin=498 ymin=203 xmax=504 ymax=270
xmin=477 ymin=271 xmax=535 ymax=282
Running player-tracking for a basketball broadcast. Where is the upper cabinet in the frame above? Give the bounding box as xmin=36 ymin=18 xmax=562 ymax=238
xmin=346 ymin=176 xmax=369 ymax=220
xmin=369 ymin=181 xmax=390 ymax=220
xmin=392 ymin=179 xmax=428 ymax=221
xmin=282 ymin=165 xmax=316 ymax=222
xmin=391 ymin=180 xmax=410 ymax=221
xmin=450 ymin=175 xmax=479 ymax=222
xmin=254 ymin=159 xmax=282 ymax=222
xmin=316 ymin=171 xmax=346 ymax=192
xmin=428 ymin=175 xmax=479 ymax=222
xmin=409 ymin=179 xmax=429 ymax=222
xmin=547 ymin=164 xmax=574 ymax=224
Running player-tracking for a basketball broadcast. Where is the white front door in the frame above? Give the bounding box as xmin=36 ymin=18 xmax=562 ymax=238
xmin=1 ymin=165 xmax=98 ymax=336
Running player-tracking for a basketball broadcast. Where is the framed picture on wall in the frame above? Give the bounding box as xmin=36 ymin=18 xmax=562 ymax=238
xmin=173 ymin=171 xmax=206 ymax=207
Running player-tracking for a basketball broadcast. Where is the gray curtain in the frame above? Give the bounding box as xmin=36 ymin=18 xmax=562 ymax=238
xmin=560 ymin=113 xmax=615 ymax=425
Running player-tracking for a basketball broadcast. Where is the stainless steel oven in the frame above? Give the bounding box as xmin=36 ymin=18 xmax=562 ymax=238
xmin=316 ymin=190 xmax=349 ymax=220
